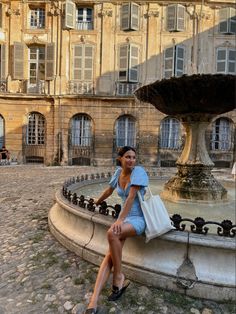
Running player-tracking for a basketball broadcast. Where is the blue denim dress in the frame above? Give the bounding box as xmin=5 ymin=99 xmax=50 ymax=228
xmin=109 ymin=166 xmax=148 ymax=235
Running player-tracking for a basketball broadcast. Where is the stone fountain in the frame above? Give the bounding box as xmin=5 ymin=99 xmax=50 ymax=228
xmin=134 ymin=74 xmax=236 ymax=202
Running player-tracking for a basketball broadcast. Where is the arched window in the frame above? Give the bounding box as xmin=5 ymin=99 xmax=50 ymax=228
xmin=160 ymin=117 xmax=181 ymax=149
xmin=26 ymin=112 xmax=45 ymax=145
xmin=71 ymin=114 xmax=92 ymax=146
xmin=115 ymin=115 xmax=136 ymax=147
xmin=0 ymin=115 xmax=4 ymax=148
xmin=211 ymin=118 xmax=231 ymax=150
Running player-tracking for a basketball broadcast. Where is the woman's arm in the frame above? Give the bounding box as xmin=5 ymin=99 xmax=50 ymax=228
xmin=95 ymin=186 xmax=114 ymax=205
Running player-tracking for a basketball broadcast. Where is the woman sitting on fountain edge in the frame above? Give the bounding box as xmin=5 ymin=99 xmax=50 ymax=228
xmin=85 ymin=146 xmax=149 ymax=314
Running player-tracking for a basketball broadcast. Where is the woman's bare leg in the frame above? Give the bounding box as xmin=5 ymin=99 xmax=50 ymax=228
xmin=107 ymin=223 xmax=136 ymax=288
xmin=87 ymin=252 xmax=113 ymax=309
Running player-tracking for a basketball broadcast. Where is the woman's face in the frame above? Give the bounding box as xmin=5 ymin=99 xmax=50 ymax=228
xmin=119 ymin=150 xmax=136 ymax=170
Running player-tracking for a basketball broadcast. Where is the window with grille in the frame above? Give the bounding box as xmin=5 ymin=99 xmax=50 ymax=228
xmin=27 ymin=112 xmax=45 ymax=145
xmin=164 ymin=45 xmax=185 ymax=78
xmin=73 ymin=44 xmax=93 ymax=81
xmin=160 ymin=118 xmax=181 ymax=149
xmin=115 ymin=116 xmax=136 ymax=147
xmin=219 ymin=7 xmax=236 ymax=34
xmin=216 ymin=48 xmax=236 ymax=74
xmin=118 ymin=44 xmax=139 ymax=82
xmin=166 ymin=4 xmax=185 ymax=32
xmin=211 ymin=118 xmax=231 ymax=150
xmin=121 ymin=3 xmax=139 ymax=31
xmin=71 ymin=115 xmax=92 ymax=146
xmin=0 ymin=115 xmax=4 ymax=148
xmin=30 ymin=8 xmax=45 ymax=29
xmin=76 ymin=7 xmax=93 ymax=30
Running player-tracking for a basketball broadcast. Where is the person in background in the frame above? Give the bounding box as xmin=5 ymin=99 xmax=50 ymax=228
xmin=84 ymin=146 xmax=148 ymax=314
xmin=0 ymin=145 xmax=10 ymax=164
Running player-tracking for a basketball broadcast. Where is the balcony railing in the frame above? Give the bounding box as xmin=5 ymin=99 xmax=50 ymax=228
xmin=25 ymin=80 xmax=46 ymax=94
xmin=76 ymin=21 xmax=93 ymax=30
xmin=0 ymin=80 xmax=7 ymax=92
xmin=116 ymin=82 xmax=141 ymax=96
xmin=68 ymin=81 xmax=94 ymax=95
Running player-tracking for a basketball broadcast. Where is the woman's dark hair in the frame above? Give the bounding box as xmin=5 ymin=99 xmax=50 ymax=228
xmin=116 ymin=146 xmax=136 ymax=166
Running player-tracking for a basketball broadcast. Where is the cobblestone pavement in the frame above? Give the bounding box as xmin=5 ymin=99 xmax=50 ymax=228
xmin=0 ymin=165 xmax=235 ymax=314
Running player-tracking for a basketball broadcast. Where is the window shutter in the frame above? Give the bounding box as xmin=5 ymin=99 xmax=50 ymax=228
xmin=175 ymin=45 xmax=185 ymax=77
xmin=167 ymin=5 xmax=176 ymax=31
xmin=130 ymin=3 xmax=139 ymax=31
xmin=45 ymin=43 xmax=54 ymax=80
xmin=229 ymin=8 xmax=236 ymax=34
xmin=13 ymin=42 xmax=24 ymax=80
xmin=0 ymin=3 xmax=2 ymax=28
xmin=74 ymin=45 xmax=83 ymax=80
xmin=219 ymin=8 xmax=228 ymax=33
xmin=129 ymin=45 xmax=138 ymax=82
xmin=164 ymin=47 xmax=174 ymax=78
xmin=228 ymin=49 xmax=236 ymax=74
xmin=121 ymin=3 xmax=130 ymax=30
xmin=119 ymin=44 xmax=129 ymax=81
xmin=216 ymin=48 xmax=226 ymax=73
xmin=177 ymin=5 xmax=185 ymax=31
xmin=65 ymin=0 xmax=76 ymax=29
xmin=84 ymin=45 xmax=93 ymax=80
xmin=0 ymin=44 xmax=6 ymax=80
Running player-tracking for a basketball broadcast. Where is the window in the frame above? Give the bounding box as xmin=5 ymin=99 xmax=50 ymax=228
xmin=27 ymin=112 xmax=45 ymax=145
xmin=115 ymin=116 xmax=136 ymax=147
xmin=166 ymin=4 xmax=185 ymax=32
xmin=76 ymin=7 xmax=93 ymax=30
xmin=160 ymin=118 xmax=181 ymax=149
xmin=73 ymin=44 xmax=93 ymax=81
xmin=211 ymin=118 xmax=231 ymax=150
xmin=216 ymin=48 xmax=236 ymax=74
xmin=71 ymin=114 xmax=92 ymax=146
xmin=29 ymin=46 xmax=45 ymax=84
xmin=119 ymin=44 xmax=139 ymax=82
xmin=0 ymin=44 xmax=6 ymax=82
xmin=164 ymin=45 xmax=185 ymax=78
xmin=219 ymin=7 xmax=236 ymax=34
xmin=30 ymin=8 xmax=45 ymax=29
xmin=0 ymin=115 xmax=4 ymax=148
xmin=121 ymin=3 xmax=139 ymax=31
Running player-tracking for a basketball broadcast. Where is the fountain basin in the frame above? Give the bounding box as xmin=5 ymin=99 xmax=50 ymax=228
xmin=48 ymin=177 xmax=236 ymax=302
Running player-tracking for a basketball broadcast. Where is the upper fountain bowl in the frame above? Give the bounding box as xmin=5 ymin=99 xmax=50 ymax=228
xmin=134 ymin=74 xmax=236 ymax=115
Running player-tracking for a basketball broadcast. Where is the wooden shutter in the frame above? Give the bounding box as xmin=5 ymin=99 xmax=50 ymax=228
xmin=119 ymin=44 xmax=129 ymax=81
xmin=13 ymin=42 xmax=24 ymax=79
xmin=84 ymin=45 xmax=93 ymax=80
xmin=64 ymin=0 xmax=75 ymax=29
xmin=167 ymin=5 xmax=176 ymax=31
xmin=164 ymin=47 xmax=174 ymax=78
xmin=45 ymin=43 xmax=54 ymax=80
xmin=130 ymin=3 xmax=139 ymax=30
xmin=121 ymin=3 xmax=130 ymax=30
xmin=228 ymin=49 xmax=236 ymax=74
xmin=216 ymin=48 xmax=226 ymax=73
xmin=229 ymin=8 xmax=236 ymax=34
xmin=175 ymin=45 xmax=185 ymax=77
xmin=177 ymin=5 xmax=185 ymax=31
xmin=129 ymin=45 xmax=138 ymax=82
xmin=0 ymin=44 xmax=6 ymax=80
xmin=0 ymin=3 xmax=2 ymax=29
xmin=74 ymin=45 xmax=82 ymax=80
xmin=219 ymin=8 xmax=228 ymax=33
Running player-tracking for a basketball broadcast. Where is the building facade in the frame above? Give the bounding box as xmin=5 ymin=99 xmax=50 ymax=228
xmin=0 ymin=0 xmax=235 ymax=167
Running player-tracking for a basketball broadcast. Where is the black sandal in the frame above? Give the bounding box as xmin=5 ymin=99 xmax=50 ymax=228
xmin=108 ymin=280 xmax=130 ymax=301
xmin=84 ymin=308 xmax=97 ymax=314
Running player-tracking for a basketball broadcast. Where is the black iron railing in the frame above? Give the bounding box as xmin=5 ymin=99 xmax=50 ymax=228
xmin=62 ymin=173 xmax=236 ymax=238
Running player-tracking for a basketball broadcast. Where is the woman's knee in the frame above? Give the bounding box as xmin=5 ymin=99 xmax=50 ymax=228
xmin=107 ymin=228 xmax=116 ymax=242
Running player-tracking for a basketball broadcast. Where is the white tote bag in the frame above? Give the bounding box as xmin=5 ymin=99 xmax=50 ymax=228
xmin=138 ymin=187 xmax=175 ymax=243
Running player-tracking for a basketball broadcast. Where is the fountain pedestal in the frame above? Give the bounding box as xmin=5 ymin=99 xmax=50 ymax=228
xmin=162 ymin=115 xmax=227 ymax=202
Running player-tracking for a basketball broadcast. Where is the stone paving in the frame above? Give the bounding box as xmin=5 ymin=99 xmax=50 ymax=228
xmin=0 ymin=165 xmax=235 ymax=314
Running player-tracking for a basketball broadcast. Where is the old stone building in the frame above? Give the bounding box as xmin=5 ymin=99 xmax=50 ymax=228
xmin=0 ymin=0 xmax=235 ymax=167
